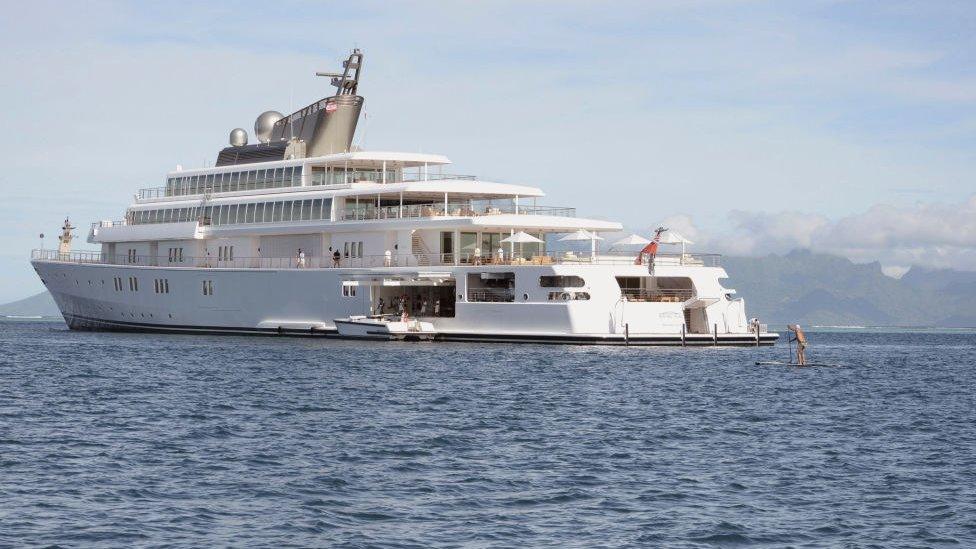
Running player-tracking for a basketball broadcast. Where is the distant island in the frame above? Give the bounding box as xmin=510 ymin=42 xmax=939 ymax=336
xmin=0 ymin=291 xmax=60 ymax=318
xmin=4 ymin=250 xmax=976 ymax=327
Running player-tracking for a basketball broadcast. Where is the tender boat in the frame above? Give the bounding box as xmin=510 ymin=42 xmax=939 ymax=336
xmin=334 ymin=315 xmax=437 ymax=341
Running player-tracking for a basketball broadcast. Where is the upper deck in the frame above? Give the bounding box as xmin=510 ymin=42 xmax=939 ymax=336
xmin=137 ymin=151 xmax=461 ymax=202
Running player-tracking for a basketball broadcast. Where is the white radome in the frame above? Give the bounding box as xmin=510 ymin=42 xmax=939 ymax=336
xmin=254 ymin=111 xmax=284 ymax=144
xmin=229 ymin=128 xmax=248 ymax=147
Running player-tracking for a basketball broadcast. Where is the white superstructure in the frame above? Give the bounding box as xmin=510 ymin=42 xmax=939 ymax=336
xmin=30 ymin=50 xmax=777 ymax=345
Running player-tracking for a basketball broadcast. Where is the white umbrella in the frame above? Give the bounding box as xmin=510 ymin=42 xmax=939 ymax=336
xmin=658 ymin=230 xmax=694 ymax=254
xmin=558 ymin=229 xmax=604 ymax=242
xmin=558 ymin=229 xmax=604 ymax=259
xmin=611 ymin=233 xmax=651 ymax=248
xmin=501 ymin=230 xmax=544 ymax=261
xmin=501 ymin=230 xmax=544 ymax=244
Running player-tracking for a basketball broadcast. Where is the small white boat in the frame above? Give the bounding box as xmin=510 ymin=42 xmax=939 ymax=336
xmin=334 ymin=315 xmax=437 ymax=341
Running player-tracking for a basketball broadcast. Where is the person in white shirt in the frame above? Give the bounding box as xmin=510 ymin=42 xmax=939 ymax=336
xmin=297 ymin=248 xmax=306 ymax=268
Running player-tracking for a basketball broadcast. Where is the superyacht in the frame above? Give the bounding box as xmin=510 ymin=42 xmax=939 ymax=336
xmin=31 ymin=50 xmax=777 ymax=345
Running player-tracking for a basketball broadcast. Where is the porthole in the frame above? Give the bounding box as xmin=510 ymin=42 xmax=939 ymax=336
xmin=523 ymin=293 xmax=529 ymax=301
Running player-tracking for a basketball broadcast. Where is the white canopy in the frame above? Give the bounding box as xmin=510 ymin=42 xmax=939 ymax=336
xmin=611 ymin=233 xmax=651 ymax=247
xmin=658 ymin=230 xmax=694 ymax=245
xmin=558 ymin=229 xmax=604 ymax=242
xmin=501 ymin=231 xmax=544 ymax=244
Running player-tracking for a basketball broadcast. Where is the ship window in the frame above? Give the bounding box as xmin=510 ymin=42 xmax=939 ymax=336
xmin=202 ymin=280 xmax=214 ymax=296
xmin=255 ymin=202 xmax=265 ymax=223
xmin=540 ymin=275 xmax=585 ymax=288
xmin=301 ymin=200 xmax=312 ymax=220
xmin=245 ymin=203 xmax=255 ymax=223
xmin=229 ymin=204 xmax=239 ymax=224
xmin=312 ymin=199 xmax=323 ymax=219
xmin=342 ymin=285 xmax=357 ymax=297
xmin=164 ymin=279 xmax=169 ymax=293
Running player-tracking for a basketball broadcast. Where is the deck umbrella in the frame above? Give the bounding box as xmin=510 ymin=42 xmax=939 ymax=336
xmin=558 ymin=229 xmax=603 ymax=259
xmin=658 ymin=230 xmax=694 ymax=255
xmin=501 ymin=231 xmax=544 ymax=260
xmin=610 ymin=233 xmax=651 ymax=248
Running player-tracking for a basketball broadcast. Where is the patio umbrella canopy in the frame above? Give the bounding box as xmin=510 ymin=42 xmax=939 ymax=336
xmin=557 ymin=229 xmax=603 ymax=258
xmin=501 ymin=231 xmax=544 ymax=244
xmin=558 ymin=229 xmax=603 ymax=242
xmin=658 ymin=230 xmax=694 ymax=245
xmin=611 ymin=233 xmax=651 ymax=248
xmin=658 ymin=230 xmax=694 ymax=254
xmin=501 ymin=230 xmax=545 ymax=261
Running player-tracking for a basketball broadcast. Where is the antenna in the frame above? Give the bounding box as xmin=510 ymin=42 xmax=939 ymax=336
xmin=316 ymin=48 xmax=364 ymax=96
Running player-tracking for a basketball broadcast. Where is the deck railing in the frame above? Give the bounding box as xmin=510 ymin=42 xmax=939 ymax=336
xmin=339 ymin=203 xmax=575 ymax=221
xmin=91 ymin=203 xmax=577 ymax=231
xmin=467 ymin=289 xmax=516 ymax=302
xmin=620 ymin=288 xmax=696 ymax=302
xmin=32 ymin=249 xmax=721 ymax=269
xmin=136 ymin=173 xmax=478 ymax=201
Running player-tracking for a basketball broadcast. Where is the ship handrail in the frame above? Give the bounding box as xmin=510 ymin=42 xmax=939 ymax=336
xmin=136 ymin=173 xmax=478 ymax=201
xmin=91 ymin=202 xmax=577 ymax=229
xmin=31 ymin=249 xmax=721 ymax=269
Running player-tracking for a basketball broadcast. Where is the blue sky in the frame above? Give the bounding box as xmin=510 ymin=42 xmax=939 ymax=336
xmin=2 ymin=0 xmax=975 ymax=301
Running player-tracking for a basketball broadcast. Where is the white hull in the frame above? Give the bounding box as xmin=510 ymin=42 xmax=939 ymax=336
xmin=32 ymin=259 xmax=778 ymax=346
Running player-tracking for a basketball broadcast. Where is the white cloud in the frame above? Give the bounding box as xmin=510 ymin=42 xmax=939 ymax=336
xmin=663 ymin=195 xmax=976 ymax=271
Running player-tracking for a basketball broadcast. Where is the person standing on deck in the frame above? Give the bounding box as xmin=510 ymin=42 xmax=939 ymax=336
xmin=636 ymin=227 xmax=667 ymax=275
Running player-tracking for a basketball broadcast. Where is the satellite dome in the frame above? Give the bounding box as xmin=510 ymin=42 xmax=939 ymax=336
xmin=254 ymin=110 xmax=284 ymax=144
xmin=229 ymin=128 xmax=248 ymax=147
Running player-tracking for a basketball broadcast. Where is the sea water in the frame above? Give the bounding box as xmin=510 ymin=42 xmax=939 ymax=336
xmin=1 ymin=319 xmax=974 ymax=547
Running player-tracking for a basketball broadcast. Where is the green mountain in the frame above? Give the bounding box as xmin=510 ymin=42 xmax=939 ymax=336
xmin=0 ymin=291 xmax=62 ymax=318
xmin=724 ymin=250 xmax=976 ymax=327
